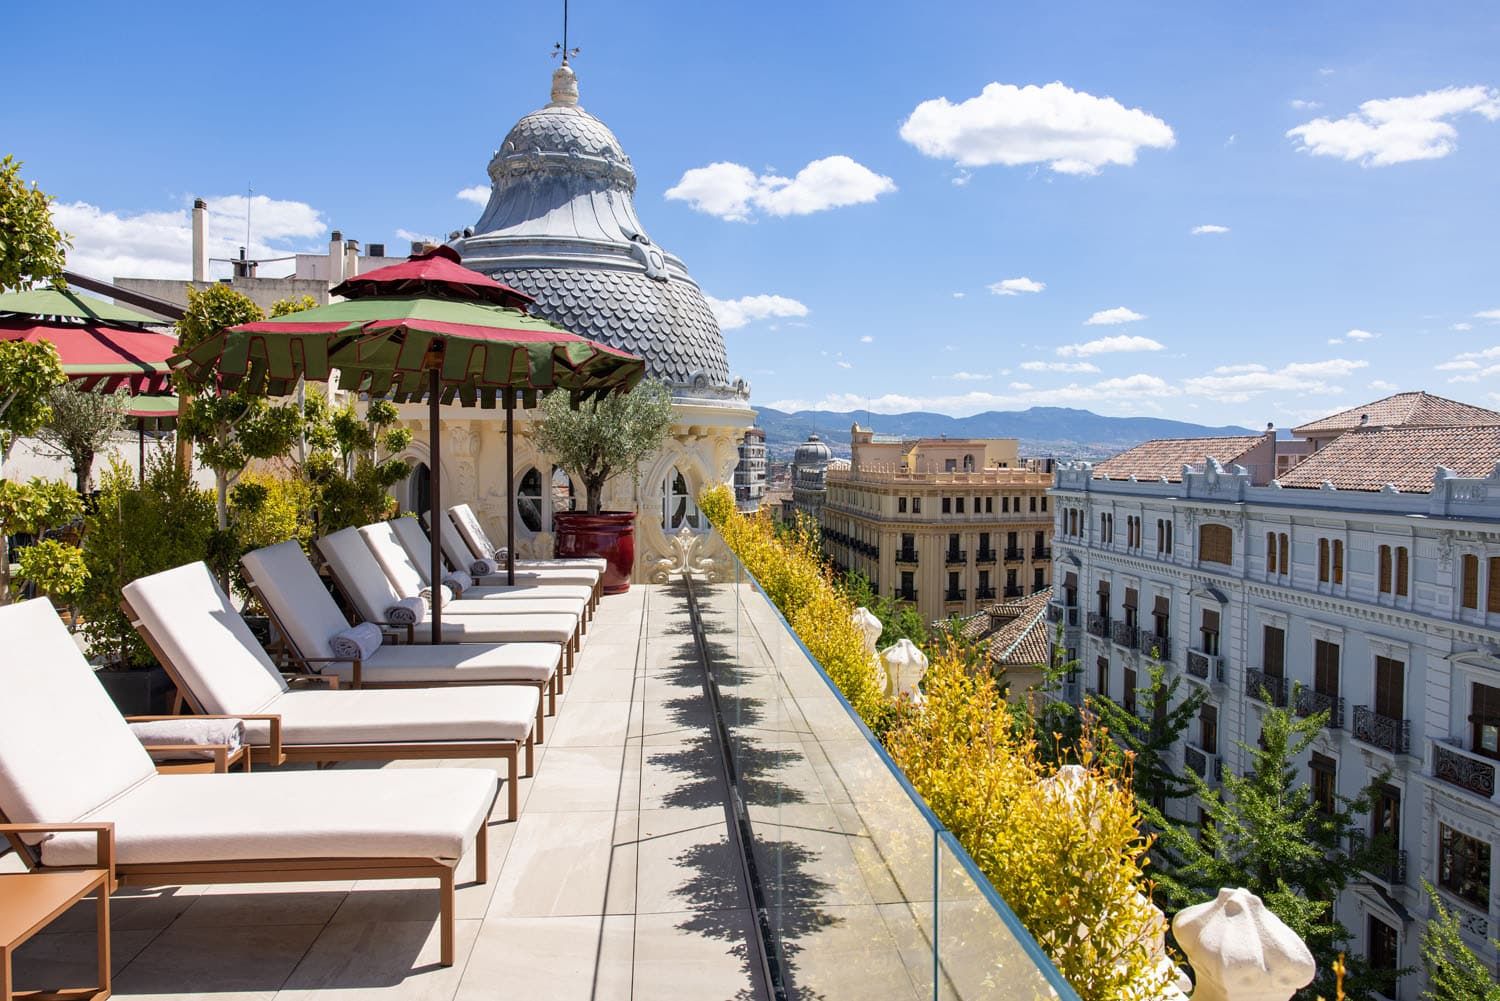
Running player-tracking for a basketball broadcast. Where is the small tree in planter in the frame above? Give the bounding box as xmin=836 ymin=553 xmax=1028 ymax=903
xmin=0 ymin=476 xmax=82 ymax=602
xmin=33 ymin=383 xmax=130 ymax=494
xmin=16 ymin=538 xmax=88 ymax=625
xmin=532 ymin=380 xmax=674 ymax=592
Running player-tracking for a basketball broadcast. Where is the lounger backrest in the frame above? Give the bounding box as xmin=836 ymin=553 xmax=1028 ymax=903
xmin=0 ymin=598 xmax=156 ymax=831
xmin=388 ymin=516 xmax=445 ymax=584
xmin=449 ymin=504 xmax=498 ymax=559
xmin=426 ymin=509 xmax=481 ymax=570
xmin=241 ymin=540 xmax=346 ymax=660
xmin=358 ymin=521 xmax=427 ymax=597
xmin=316 ymin=526 xmax=406 ymax=624
xmin=122 ymin=561 xmax=289 ymax=714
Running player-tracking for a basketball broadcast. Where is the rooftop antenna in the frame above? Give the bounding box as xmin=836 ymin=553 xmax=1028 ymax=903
xmin=244 ymin=183 xmax=253 ymax=258
xmin=552 ymin=0 xmax=580 ymax=64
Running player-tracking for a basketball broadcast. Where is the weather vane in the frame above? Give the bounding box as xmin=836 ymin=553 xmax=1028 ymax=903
xmin=551 ymin=0 xmax=579 ymax=64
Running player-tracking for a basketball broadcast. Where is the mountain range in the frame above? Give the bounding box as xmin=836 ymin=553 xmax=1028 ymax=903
xmin=753 ymin=406 xmax=1257 ymax=461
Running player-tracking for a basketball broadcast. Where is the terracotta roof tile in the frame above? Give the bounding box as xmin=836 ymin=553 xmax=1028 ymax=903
xmin=1092 ymin=435 xmax=1263 ymax=483
xmin=1276 ymin=425 xmax=1500 ymax=493
xmin=1290 ymin=392 xmax=1500 ymax=436
xmin=957 ymin=590 xmax=1052 ymax=667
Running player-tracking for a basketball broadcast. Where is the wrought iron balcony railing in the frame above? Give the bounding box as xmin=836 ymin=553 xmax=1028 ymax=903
xmin=895 ymin=549 xmax=919 ymax=565
xmin=1294 ymin=688 xmax=1345 ymax=729
xmin=945 ymin=589 xmax=967 ymax=602
xmin=1245 ymin=669 xmax=1288 ymax=707
xmin=895 ymin=588 xmax=918 ymax=603
xmin=1032 ymin=546 xmax=1052 ymax=560
xmin=975 ymin=548 xmax=998 ymax=563
xmin=1045 ymin=602 xmax=1080 ymax=628
xmin=945 ymin=549 xmax=967 ymax=565
xmin=1183 ymin=745 xmax=1222 ymax=786
xmin=976 ymin=586 xmax=996 ymax=601
xmin=1186 ymin=648 xmax=1223 ymax=683
xmin=1004 ymin=586 xmax=1024 ymax=599
xmin=1111 ymin=621 xmax=1139 ymax=650
xmin=1086 ymin=613 xmax=1111 ymax=638
xmin=1432 ymin=740 xmax=1497 ymax=801
xmin=1348 ymin=833 xmax=1408 ymax=886
xmin=1004 ymin=547 xmax=1025 ymax=562
xmin=1351 ymin=705 xmax=1411 ymax=755
xmin=1137 ymin=631 xmax=1171 ymax=660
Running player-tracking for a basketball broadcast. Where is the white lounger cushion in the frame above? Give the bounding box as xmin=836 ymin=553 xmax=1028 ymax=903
xmin=359 ymin=522 xmax=585 ymax=618
xmin=427 ymin=509 xmax=604 ymax=584
xmin=0 ymin=598 xmax=157 ymax=836
xmin=446 ymin=504 xmax=608 ymax=574
xmin=262 ymin=686 xmax=538 ymax=745
xmin=123 ymin=560 xmax=542 ymax=745
xmin=388 ymin=517 xmax=596 ymax=594
xmin=45 ymin=768 xmax=496 ymax=866
xmin=242 ymin=541 xmax=562 ymax=685
xmin=403 ymin=613 xmax=576 ymax=646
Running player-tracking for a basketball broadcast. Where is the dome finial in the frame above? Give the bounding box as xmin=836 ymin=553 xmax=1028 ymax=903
xmin=550 ymin=64 xmax=579 ymax=106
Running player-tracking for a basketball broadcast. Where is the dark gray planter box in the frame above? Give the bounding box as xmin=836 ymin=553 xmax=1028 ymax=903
xmin=95 ymin=665 xmax=175 ymax=716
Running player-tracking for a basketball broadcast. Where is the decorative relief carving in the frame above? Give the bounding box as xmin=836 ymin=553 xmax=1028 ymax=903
xmin=649 ymin=525 xmax=724 ymax=583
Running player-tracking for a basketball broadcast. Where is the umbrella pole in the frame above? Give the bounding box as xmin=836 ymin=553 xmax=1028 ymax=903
xmin=505 ymin=397 xmax=516 ymax=587
xmin=137 ymin=418 xmax=145 ymax=486
xmin=429 ymin=369 xmax=443 ymax=645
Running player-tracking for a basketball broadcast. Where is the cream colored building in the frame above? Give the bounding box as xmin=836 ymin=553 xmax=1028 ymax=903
xmin=821 ymin=424 xmax=1055 ymax=623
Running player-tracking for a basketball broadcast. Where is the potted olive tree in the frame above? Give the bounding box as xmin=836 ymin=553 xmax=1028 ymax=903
xmin=532 ymin=380 xmax=673 ymax=593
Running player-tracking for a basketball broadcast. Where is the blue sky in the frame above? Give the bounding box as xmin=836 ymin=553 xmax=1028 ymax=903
xmin=7 ymin=0 xmax=1499 ymax=428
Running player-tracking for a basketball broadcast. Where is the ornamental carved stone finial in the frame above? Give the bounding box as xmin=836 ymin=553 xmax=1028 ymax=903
xmin=880 ymin=638 xmax=928 ymax=704
xmin=1174 ymin=888 xmax=1315 ymax=1001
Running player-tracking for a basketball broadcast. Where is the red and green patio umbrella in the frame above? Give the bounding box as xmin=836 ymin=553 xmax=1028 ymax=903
xmin=174 ymin=246 xmax=645 ymax=641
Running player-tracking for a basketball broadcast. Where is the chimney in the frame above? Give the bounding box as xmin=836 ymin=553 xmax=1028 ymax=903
xmin=328 ymin=229 xmax=344 ymax=284
xmin=344 ymin=239 xmax=360 ymax=280
xmin=1359 ymin=413 xmax=1370 ymax=426
xmin=191 ymin=198 xmax=208 ymax=282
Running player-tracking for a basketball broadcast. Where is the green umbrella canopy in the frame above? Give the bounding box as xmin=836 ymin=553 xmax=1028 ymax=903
xmin=175 ymin=296 xmax=645 ymax=406
xmin=0 ymin=287 xmax=163 ymax=326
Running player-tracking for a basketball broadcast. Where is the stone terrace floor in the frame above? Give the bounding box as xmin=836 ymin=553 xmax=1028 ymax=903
xmin=5 ymin=583 xmax=769 ymax=1000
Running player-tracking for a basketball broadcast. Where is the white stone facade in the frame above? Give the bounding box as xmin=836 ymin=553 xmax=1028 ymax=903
xmin=1050 ymin=459 xmax=1500 ymax=997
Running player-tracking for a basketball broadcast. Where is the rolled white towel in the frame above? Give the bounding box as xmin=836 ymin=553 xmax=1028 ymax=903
xmin=329 ymin=621 xmax=384 ymax=661
xmin=442 ymin=570 xmax=473 ymax=595
xmin=386 ymin=596 xmax=425 ymax=625
xmin=418 ymin=583 xmax=455 ymax=606
xmin=470 ymin=557 xmax=501 ymax=576
xmin=130 ymin=718 xmax=245 ymax=761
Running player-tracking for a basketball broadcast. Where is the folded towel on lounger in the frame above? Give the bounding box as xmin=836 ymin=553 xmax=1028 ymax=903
xmin=129 ymin=717 xmax=245 ymax=761
xmin=386 ymin=596 xmax=425 ymax=625
xmin=329 ymin=621 xmax=384 ymax=661
xmin=442 ymin=570 xmax=473 ymax=595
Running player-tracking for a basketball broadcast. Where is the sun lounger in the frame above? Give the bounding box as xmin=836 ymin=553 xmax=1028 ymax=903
xmin=0 ymin=597 xmax=497 ymax=966
xmin=241 ymin=541 xmax=565 ymax=727
xmin=120 ymin=561 xmax=539 ymax=820
xmin=315 ymin=527 xmax=581 ymax=668
xmin=389 ymin=515 xmax=600 ymax=611
xmin=445 ymin=503 xmax=609 ymax=577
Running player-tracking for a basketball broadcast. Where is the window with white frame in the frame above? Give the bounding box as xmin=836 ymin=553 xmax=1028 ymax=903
xmin=516 ymin=465 xmax=577 ymax=533
xmin=662 ymin=466 xmax=700 ymax=531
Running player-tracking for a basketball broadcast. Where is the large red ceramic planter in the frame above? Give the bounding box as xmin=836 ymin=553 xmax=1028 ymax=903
xmin=554 ymin=511 xmax=636 ymax=594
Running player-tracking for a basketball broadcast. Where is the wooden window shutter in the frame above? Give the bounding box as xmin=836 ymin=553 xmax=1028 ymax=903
xmin=1279 ymin=533 xmax=1289 ymax=573
xmin=1396 ymin=547 xmax=1409 ymax=597
xmin=1318 ymin=539 xmax=1330 ymax=582
xmin=1266 ymin=532 xmax=1277 ymax=573
xmin=1461 ymin=554 xmax=1479 ymax=609
xmin=1199 ymin=524 xmax=1232 ymax=566
xmin=1489 ymin=557 xmax=1500 ymax=614
xmin=1333 ymin=540 xmax=1344 ymax=584
xmin=1378 ymin=545 xmax=1391 ymax=594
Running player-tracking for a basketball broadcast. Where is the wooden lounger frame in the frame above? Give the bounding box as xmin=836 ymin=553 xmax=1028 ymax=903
xmin=120 ymin=595 xmax=531 ymax=823
xmin=240 ymin=563 xmax=563 ymax=739
xmin=0 ymin=788 xmax=494 ymax=967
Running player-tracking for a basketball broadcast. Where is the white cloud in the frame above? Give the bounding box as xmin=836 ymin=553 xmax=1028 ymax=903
xmin=951 ymin=170 xmax=972 ymax=187
xmin=952 ymin=292 xmax=966 ymax=299
xmin=1083 ymin=306 xmax=1146 ymax=326
xmin=395 ymin=228 xmax=438 ymax=244
xmin=1286 ymin=86 xmax=1500 ymax=166
xmin=1191 ymin=224 xmax=1230 ymax=235
xmin=1058 ymin=334 xmax=1164 ymax=357
xmin=1182 ymin=358 xmax=1369 ymax=402
xmin=1453 ymin=322 xmax=1473 ymax=331
xmin=53 ymin=193 xmax=327 ymax=281
xmin=456 ymin=185 xmax=489 ymax=206
xmin=859 ymin=335 xmax=874 ymax=343
xmin=1020 ymin=360 xmax=1101 ymax=373
xmin=948 ymin=371 xmax=992 ymax=382
xmin=836 ymin=360 xmax=853 ymax=369
xmin=1436 ymin=360 xmax=1479 ymax=371
xmin=1008 ymin=382 xmax=1033 ymax=390
xmin=1344 ymin=328 xmax=1379 ymax=341
xmin=665 ymin=156 xmax=895 ymax=221
xmin=1368 ymin=379 xmax=1399 ymax=392
xmin=899 ymin=81 xmax=1175 ymax=175
xmin=1477 ymin=309 xmax=1500 ymax=321
xmin=1290 ymin=99 xmax=1322 ymax=110
xmin=1455 ymin=346 xmax=1500 ymax=361
xmin=988 ymin=276 xmax=1045 ymax=296
xmin=766 ymin=371 xmax=1180 ymax=417
xmin=705 ymin=294 xmax=809 ymax=330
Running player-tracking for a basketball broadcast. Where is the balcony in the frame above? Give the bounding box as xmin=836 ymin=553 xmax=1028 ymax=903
xmin=1244 ymin=669 xmax=1288 ymax=707
xmin=1186 ymin=648 xmax=1222 ymax=683
xmin=1111 ymin=621 xmax=1139 ymax=650
xmin=1004 ymin=547 xmax=1025 ymax=562
xmin=1183 ymin=745 xmax=1222 ymax=786
xmin=895 ymin=548 xmax=919 ymax=565
xmin=975 ymin=548 xmax=998 ymax=564
xmin=976 ymin=586 xmax=997 ymax=601
xmin=1432 ymin=740 xmax=1498 ymax=802
xmin=1138 ymin=631 xmax=1171 ymax=660
xmin=945 ymin=588 xmax=967 ymax=603
xmin=895 ymin=588 xmax=918 ymax=603
xmin=1086 ymin=613 xmax=1111 ymax=639
xmin=945 ymin=549 xmax=967 ymax=565
xmin=1351 ymin=705 xmax=1411 ymax=755
xmin=1004 ymin=586 xmax=1024 ymax=599
xmin=1032 ymin=546 xmax=1052 ymax=560
xmin=1294 ymin=688 xmax=1345 ymax=729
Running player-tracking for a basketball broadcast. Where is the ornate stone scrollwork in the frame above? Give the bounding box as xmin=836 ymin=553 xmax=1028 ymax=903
xmin=649 ymin=526 xmax=724 ymax=583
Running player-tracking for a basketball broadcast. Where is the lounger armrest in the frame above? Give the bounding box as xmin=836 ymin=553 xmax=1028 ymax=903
xmin=126 ymin=713 xmax=282 ymax=760
xmin=366 ymin=619 xmax=414 ymax=644
xmin=0 ymin=822 xmax=115 ymax=883
xmin=138 ymin=743 xmax=234 ymax=773
xmin=285 ymin=671 xmax=343 ymax=690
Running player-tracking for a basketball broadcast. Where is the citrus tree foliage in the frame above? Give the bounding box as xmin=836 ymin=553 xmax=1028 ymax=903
xmin=79 ymin=457 xmax=216 ymax=667
xmin=219 ymin=471 xmax=317 ymax=601
xmin=1420 ymin=882 xmax=1500 ymax=1001
xmin=1151 ymin=701 xmax=1392 ymax=1000
xmin=0 ymin=476 xmax=82 ymax=601
xmin=887 ymin=653 xmax=1174 ymax=1001
xmin=700 ymin=484 xmax=890 ymax=728
xmin=270 ymin=295 xmax=317 ymax=317
xmin=299 ymin=389 xmax=411 ymax=533
xmin=0 ymin=339 xmax=66 ymax=459
xmin=533 ymin=380 xmax=674 ymax=514
xmin=16 ymin=538 xmax=88 ymax=619
xmin=1087 ymin=661 xmax=1206 ymax=811
xmin=0 ymin=154 xmax=70 ymax=291
xmin=33 ymin=383 xmax=129 ymax=492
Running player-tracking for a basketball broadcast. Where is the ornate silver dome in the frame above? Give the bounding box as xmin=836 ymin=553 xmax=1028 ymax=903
xmin=794 ymin=434 xmax=833 ymax=467
xmin=453 ymin=66 xmax=745 ymax=404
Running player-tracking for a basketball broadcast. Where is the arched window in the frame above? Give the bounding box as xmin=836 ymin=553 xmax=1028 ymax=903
xmin=516 ymin=465 xmax=577 ymax=533
xmin=517 ymin=467 xmax=544 ymax=532
xmin=1198 ymin=524 xmax=1232 ymax=565
xmin=662 ymin=467 xmax=700 ymax=531
xmin=407 ymin=462 xmax=431 ymax=520
xmin=551 ymin=467 xmax=575 ymax=519
xmin=962 ymin=453 xmax=975 ymax=471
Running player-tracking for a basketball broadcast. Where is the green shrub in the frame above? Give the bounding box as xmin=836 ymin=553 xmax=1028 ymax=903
xmin=17 ymin=538 xmax=88 ymax=610
xmin=219 ymin=471 xmax=316 ymax=600
xmin=79 ymin=456 xmax=216 ymax=667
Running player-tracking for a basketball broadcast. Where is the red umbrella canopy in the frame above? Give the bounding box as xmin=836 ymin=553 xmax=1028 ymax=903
xmin=331 ymin=244 xmax=534 ymax=310
xmin=0 ymin=318 xmax=176 ymax=394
